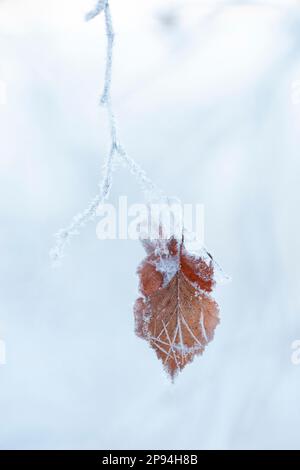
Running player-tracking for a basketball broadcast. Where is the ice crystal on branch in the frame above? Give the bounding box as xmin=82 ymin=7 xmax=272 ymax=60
xmin=85 ymin=0 xmax=106 ymax=22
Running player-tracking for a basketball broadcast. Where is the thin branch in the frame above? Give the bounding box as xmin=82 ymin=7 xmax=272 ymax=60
xmin=85 ymin=0 xmax=106 ymax=22
xmin=50 ymin=0 xmax=162 ymax=264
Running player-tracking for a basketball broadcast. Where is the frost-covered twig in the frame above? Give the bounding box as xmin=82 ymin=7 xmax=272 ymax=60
xmin=50 ymin=0 xmax=161 ymax=264
xmin=100 ymin=1 xmax=114 ymax=106
xmin=85 ymin=0 xmax=105 ymax=22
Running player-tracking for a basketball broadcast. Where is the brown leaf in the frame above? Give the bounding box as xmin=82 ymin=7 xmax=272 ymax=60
xmin=134 ymin=235 xmax=219 ymax=379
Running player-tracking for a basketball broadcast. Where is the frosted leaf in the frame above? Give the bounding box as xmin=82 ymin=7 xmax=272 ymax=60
xmin=135 ymin=232 xmax=220 ymax=379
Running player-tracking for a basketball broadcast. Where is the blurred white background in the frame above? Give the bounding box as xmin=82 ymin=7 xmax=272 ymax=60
xmin=1 ymin=0 xmax=300 ymax=450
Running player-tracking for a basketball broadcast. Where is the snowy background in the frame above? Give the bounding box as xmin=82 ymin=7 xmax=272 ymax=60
xmin=1 ymin=0 xmax=300 ymax=450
